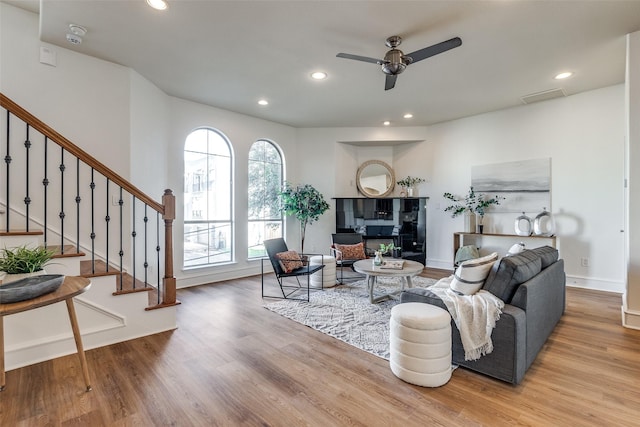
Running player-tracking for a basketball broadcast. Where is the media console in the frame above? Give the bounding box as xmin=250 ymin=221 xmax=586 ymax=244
xmin=334 ymin=197 xmax=428 ymax=264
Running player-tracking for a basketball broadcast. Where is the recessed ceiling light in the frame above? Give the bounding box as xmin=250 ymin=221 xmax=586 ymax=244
xmin=311 ymin=71 xmax=327 ymax=80
xmin=403 ymin=113 xmax=413 ymax=119
xmin=383 ymin=121 xmax=391 ymax=126
xmin=258 ymin=99 xmax=269 ymax=106
xmin=555 ymin=72 xmax=573 ymax=80
xmin=147 ymin=0 xmax=168 ymax=10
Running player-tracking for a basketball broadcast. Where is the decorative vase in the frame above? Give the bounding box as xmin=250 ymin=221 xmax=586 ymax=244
xmin=476 ymin=214 xmax=484 ymax=234
xmin=373 ymin=251 xmax=383 ymax=266
xmin=464 ymin=212 xmax=476 ymax=233
xmin=533 ymin=208 xmax=556 ymax=236
xmin=406 ymin=187 xmax=414 ymax=197
xmin=392 ymin=248 xmax=402 ymax=258
xmin=515 ymin=212 xmax=533 ymax=236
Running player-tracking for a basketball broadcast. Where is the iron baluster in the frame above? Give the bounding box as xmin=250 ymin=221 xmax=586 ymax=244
xmin=156 ymin=211 xmax=161 ymax=305
xmin=59 ymin=147 xmax=66 ymax=252
xmin=132 ymin=195 xmax=137 ymax=290
xmin=43 ymin=137 xmax=49 ymax=247
xmin=105 ymin=178 xmax=110 ymax=271
xmin=119 ymin=187 xmax=124 ymax=291
xmin=144 ymin=204 xmax=149 ymax=286
xmin=90 ymin=168 xmax=96 ymax=274
xmin=24 ymin=124 xmax=31 ymax=231
xmin=75 ymin=158 xmax=81 ymax=252
xmin=5 ymin=110 xmax=10 ymax=230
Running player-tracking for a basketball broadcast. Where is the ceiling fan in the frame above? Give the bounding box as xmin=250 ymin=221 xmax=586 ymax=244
xmin=337 ymin=35 xmax=462 ymax=90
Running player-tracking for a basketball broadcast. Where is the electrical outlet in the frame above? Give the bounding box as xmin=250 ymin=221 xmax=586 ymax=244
xmin=580 ymin=257 xmax=589 ymax=267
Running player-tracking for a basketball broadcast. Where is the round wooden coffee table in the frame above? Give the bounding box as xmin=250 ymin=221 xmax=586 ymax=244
xmin=353 ymin=259 xmax=424 ymax=303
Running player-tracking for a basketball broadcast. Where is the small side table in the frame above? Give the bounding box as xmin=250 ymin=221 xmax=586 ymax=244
xmin=0 ymin=276 xmax=92 ymax=391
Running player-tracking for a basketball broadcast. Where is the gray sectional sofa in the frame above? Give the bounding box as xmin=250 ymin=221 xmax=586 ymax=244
xmin=400 ymin=246 xmax=566 ymax=384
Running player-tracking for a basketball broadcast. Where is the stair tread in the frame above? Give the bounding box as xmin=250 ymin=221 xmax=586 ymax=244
xmin=81 ymin=259 xmax=157 ymax=293
xmin=49 ymin=245 xmax=86 ymax=258
xmin=0 ymin=230 xmax=44 ymax=236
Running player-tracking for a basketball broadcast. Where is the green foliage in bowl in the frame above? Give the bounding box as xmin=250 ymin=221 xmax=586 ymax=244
xmin=0 ymin=245 xmax=56 ymax=274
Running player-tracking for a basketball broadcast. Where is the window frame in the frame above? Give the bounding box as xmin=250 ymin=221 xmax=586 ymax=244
xmin=247 ymin=139 xmax=284 ymax=259
xmin=183 ymin=127 xmax=234 ymax=268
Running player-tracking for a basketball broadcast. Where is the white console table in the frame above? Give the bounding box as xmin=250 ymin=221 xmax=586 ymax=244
xmin=452 ymin=232 xmax=557 ymax=267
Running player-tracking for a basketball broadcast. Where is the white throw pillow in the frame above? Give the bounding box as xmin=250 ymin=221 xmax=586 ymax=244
xmin=450 ymin=252 xmax=499 ymax=295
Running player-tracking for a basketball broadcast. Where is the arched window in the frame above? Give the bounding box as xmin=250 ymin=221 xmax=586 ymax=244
xmin=183 ymin=128 xmax=233 ymax=267
xmin=248 ymin=139 xmax=284 ymax=258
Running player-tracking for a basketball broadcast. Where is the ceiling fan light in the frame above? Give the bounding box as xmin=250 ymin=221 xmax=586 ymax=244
xmin=382 ymin=62 xmax=406 ymax=75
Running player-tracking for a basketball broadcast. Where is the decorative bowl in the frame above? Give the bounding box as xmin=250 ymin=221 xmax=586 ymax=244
xmin=0 ymin=274 xmax=65 ymax=304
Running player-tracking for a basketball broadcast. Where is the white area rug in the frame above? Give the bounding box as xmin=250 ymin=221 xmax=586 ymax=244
xmin=263 ymin=276 xmax=437 ymax=360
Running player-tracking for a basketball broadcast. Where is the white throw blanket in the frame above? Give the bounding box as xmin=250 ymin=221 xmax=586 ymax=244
xmin=428 ymin=276 xmax=504 ymax=361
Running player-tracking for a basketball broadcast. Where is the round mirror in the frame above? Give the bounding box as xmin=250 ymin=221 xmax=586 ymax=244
xmin=356 ymin=160 xmax=395 ymax=198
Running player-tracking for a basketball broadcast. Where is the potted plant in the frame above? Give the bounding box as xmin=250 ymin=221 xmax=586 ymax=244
xmin=379 ymin=242 xmax=402 ymax=259
xmin=443 ymin=186 xmax=503 ymax=233
xmin=396 ymin=176 xmax=425 ymax=197
xmin=279 ymin=182 xmax=330 ymax=254
xmin=0 ymin=245 xmax=56 ymax=284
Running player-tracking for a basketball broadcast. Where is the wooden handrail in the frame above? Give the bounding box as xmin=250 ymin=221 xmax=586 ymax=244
xmin=0 ymin=93 xmax=163 ymax=213
xmin=1 ymin=92 xmax=177 ymax=309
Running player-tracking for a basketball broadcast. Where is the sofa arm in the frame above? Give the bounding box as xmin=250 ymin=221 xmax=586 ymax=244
xmin=510 ymin=259 xmax=566 ymax=369
xmin=400 ymin=288 xmax=528 ymax=384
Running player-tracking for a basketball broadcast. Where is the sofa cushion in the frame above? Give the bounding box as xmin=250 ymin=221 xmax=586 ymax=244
xmin=529 ymin=245 xmax=559 ymax=269
xmin=450 ymin=252 xmax=499 ymax=295
xmin=483 ymin=250 xmax=542 ymax=302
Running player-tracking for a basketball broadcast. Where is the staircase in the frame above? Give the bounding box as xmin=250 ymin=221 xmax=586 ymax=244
xmin=1 ymin=93 xmax=179 ymax=371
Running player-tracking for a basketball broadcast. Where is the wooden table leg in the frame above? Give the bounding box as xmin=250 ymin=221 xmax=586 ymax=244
xmin=1 ymin=315 xmax=5 ymax=391
xmin=65 ymin=299 xmax=92 ymax=392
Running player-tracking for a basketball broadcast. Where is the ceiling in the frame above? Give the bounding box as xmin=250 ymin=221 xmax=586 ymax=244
xmin=6 ymin=0 xmax=640 ymax=128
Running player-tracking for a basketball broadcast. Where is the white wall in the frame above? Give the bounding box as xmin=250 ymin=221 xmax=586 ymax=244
xmin=295 ymin=127 xmax=429 ymax=254
xmin=168 ymin=97 xmax=297 ymax=287
xmin=130 ymin=70 xmax=169 ymax=197
xmin=424 ymin=86 xmax=625 ymax=292
xmin=0 ymin=3 xmax=131 ymax=178
xmin=624 ymin=31 xmax=640 ymax=328
xmin=297 ymin=86 xmax=626 ymax=293
xmin=1 ymin=2 xmax=627 ymax=293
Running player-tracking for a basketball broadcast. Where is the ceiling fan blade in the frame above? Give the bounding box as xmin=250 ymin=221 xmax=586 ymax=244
xmin=385 ymin=74 xmax=397 ymax=91
xmin=406 ymin=37 xmax=462 ymax=63
xmin=337 ymin=53 xmax=383 ymax=64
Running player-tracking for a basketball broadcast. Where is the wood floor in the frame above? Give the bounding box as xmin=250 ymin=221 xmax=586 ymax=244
xmin=2 ymin=269 xmax=639 ymax=426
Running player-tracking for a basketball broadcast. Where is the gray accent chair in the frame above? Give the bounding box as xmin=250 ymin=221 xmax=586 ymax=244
xmin=400 ymin=246 xmax=566 ymax=384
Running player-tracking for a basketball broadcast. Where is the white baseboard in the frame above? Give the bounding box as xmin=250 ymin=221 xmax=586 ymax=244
xmin=565 ymin=274 xmax=624 ymax=293
xmin=4 ymin=286 xmax=176 ymax=371
xmin=178 ymin=262 xmax=263 ymax=288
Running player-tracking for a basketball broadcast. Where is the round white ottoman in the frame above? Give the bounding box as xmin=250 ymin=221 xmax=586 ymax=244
xmin=389 ymin=302 xmax=452 ymax=387
xmin=309 ymin=255 xmax=337 ymax=288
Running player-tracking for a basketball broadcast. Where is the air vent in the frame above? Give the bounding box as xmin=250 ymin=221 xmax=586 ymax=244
xmin=520 ymin=88 xmax=566 ymax=105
